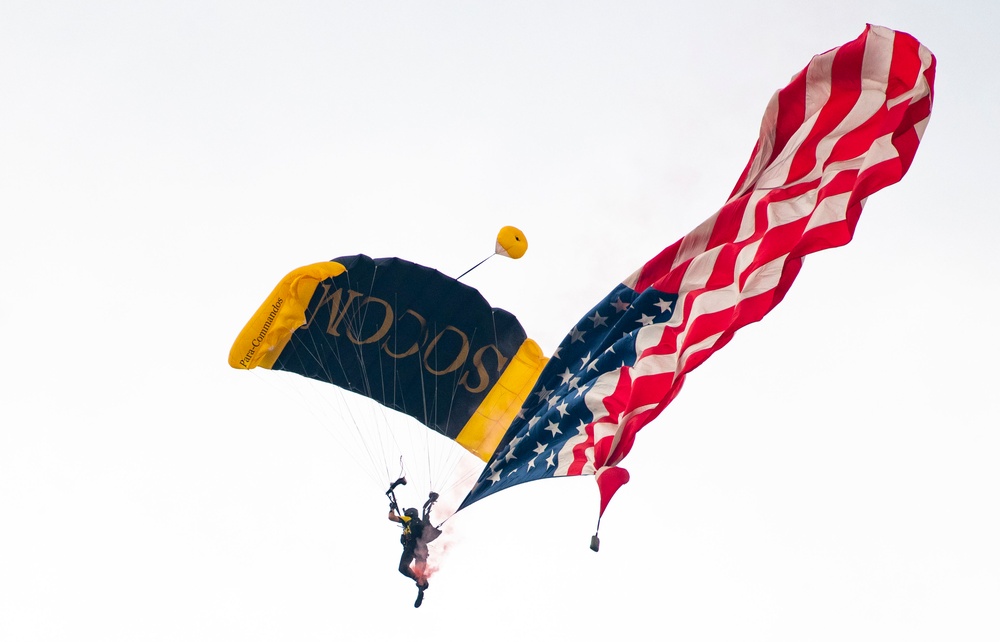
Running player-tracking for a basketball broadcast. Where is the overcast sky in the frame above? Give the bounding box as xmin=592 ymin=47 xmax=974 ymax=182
xmin=3 ymin=1 xmax=998 ymax=640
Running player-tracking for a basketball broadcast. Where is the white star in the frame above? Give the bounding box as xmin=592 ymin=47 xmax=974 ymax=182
xmin=504 ymin=449 xmax=517 ymax=462
xmin=533 ymin=441 xmax=547 ymax=455
xmin=655 ymin=298 xmax=674 ymax=314
xmin=568 ymin=376 xmax=581 ymax=390
xmin=556 ymin=400 xmax=570 ymax=417
xmin=528 ymin=415 xmax=541 ymax=428
xmin=547 ymin=394 xmax=561 ymax=409
xmin=488 ymin=470 xmax=502 ymax=484
xmin=558 ymin=368 xmax=574 ymax=385
xmin=611 ymin=298 xmax=630 ymax=312
xmin=569 ymin=326 xmax=587 ymax=343
xmin=509 ymin=434 xmax=524 ymax=450
xmin=527 ymin=458 xmax=536 ymax=471
xmin=579 ymin=352 xmax=591 ymax=368
xmin=636 ymin=313 xmax=656 ymax=326
xmin=535 ymin=385 xmax=554 ymax=402
xmin=546 ymin=451 xmax=556 ymax=468
xmin=545 ymin=421 xmax=562 ymax=436
xmin=551 ymin=345 xmax=562 ymax=360
xmin=588 ymin=311 xmax=608 ymax=327
xmin=587 ymin=358 xmax=601 ymax=372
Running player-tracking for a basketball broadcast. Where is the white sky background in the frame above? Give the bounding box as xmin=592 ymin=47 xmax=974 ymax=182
xmin=2 ymin=1 xmax=997 ymax=640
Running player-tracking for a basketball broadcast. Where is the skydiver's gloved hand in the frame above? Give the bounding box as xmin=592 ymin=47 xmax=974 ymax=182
xmin=389 ymin=501 xmax=398 ymax=512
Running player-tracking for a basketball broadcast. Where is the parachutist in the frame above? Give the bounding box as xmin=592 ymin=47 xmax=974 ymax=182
xmin=388 ymin=491 xmax=441 ymax=607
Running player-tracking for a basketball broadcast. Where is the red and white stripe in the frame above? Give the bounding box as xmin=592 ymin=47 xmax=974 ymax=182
xmin=559 ymin=25 xmax=936 ymax=512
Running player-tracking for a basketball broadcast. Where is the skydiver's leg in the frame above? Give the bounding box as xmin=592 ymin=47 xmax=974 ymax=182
xmin=413 ymin=550 xmax=427 ymax=582
xmin=412 ymin=545 xmax=429 ymax=589
xmin=398 ymin=548 xmax=418 ymax=581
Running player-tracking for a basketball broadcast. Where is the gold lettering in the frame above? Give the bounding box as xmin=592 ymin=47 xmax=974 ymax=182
xmin=301 ymin=283 xmax=365 ymax=336
xmin=459 ymin=344 xmax=510 ymax=393
xmin=423 ymin=326 xmax=470 ymax=376
xmin=383 ymin=309 xmax=427 ymax=359
xmin=300 ymin=284 xmax=506 ymax=391
xmin=347 ymin=296 xmax=394 ymax=345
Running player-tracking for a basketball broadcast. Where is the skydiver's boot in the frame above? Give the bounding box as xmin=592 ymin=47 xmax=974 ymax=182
xmin=413 ymin=578 xmax=429 ymax=608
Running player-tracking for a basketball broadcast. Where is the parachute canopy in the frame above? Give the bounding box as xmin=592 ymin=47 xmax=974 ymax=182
xmin=229 ymin=254 xmax=547 ymax=462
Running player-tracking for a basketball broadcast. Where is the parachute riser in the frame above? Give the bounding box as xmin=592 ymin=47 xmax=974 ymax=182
xmin=386 ymin=475 xmax=407 ymax=514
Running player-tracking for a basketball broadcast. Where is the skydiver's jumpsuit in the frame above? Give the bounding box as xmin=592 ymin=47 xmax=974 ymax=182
xmin=388 ymin=511 xmax=427 ymax=584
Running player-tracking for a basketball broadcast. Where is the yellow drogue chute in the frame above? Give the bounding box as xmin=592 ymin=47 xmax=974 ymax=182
xmin=457 ymin=225 xmax=528 ymax=279
xmin=495 ymin=225 xmax=527 ymax=259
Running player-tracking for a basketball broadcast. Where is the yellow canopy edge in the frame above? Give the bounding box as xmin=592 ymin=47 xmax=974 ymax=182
xmin=228 ymin=262 xmax=346 ymax=371
xmin=455 ymin=338 xmax=548 ymax=461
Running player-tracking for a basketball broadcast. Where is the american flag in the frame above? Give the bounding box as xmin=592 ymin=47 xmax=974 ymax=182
xmin=460 ymin=25 xmax=936 ymax=515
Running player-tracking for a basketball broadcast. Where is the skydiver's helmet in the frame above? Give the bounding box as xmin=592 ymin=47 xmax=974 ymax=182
xmin=404 ymin=508 xmax=419 ymax=519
